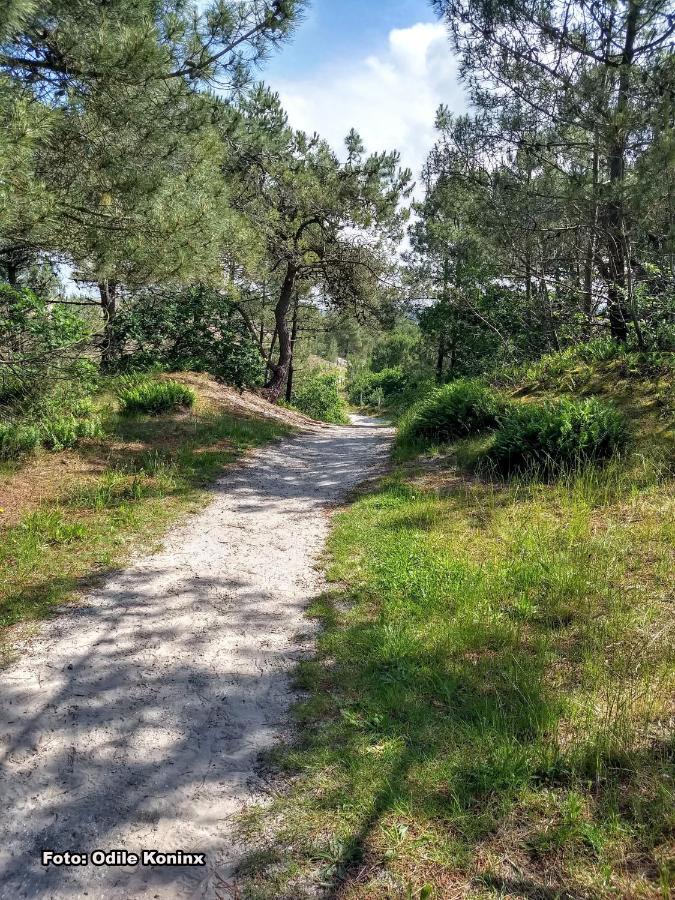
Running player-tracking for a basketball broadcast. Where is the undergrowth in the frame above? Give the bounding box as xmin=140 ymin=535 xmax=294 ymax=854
xmin=117 ymin=378 xmax=195 ymax=415
xmin=396 ymin=380 xmax=504 ymax=454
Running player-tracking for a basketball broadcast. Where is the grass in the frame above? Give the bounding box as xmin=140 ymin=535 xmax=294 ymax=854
xmin=0 ymin=378 xmax=290 ymax=651
xmin=238 ymin=359 xmax=675 ymax=899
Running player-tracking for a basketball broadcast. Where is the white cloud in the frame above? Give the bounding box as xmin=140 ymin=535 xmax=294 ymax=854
xmin=268 ymin=21 xmax=468 ymax=184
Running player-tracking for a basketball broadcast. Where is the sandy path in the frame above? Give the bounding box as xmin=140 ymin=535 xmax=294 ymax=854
xmin=0 ymin=417 xmax=392 ymax=899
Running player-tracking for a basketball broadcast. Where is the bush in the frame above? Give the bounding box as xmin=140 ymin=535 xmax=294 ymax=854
xmin=0 ymin=422 xmax=40 ymax=460
xmin=486 ymin=398 xmax=628 ymax=476
xmin=39 ymin=415 xmax=104 ymax=451
xmin=348 ymin=367 xmax=408 ymax=406
xmin=292 ymin=370 xmax=349 ymax=424
xmin=111 ymin=285 xmax=265 ymax=388
xmin=397 ymin=379 xmax=504 ymax=449
xmin=118 ymin=379 xmax=195 ymax=416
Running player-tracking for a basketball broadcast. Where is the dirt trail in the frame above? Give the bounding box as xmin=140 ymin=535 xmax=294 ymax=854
xmin=0 ymin=416 xmax=392 ymax=899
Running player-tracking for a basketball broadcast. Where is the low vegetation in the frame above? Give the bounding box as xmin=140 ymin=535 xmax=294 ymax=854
xmin=0 ymin=422 xmax=40 ymax=460
xmin=396 ymin=379 xmax=504 ymax=452
xmin=289 ymin=368 xmax=349 ymax=425
xmin=39 ymin=414 xmax=105 ymax=451
xmin=239 ymin=351 xmax=674 ymax=899
xmin=347 ymin=367 xmax=409 ymax=409
xmin=117 ymin=378 xmax=196 ymax=416
xmin=486 ymin=397 xmax=628 ymax=477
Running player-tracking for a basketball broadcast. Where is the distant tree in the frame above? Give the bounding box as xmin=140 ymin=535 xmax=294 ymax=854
xmin=224 ymin=88 xmax=412 ymax=400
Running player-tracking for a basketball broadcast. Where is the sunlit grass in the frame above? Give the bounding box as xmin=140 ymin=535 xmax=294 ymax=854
xmin=239 ymin=359 xmax=674 ymax=898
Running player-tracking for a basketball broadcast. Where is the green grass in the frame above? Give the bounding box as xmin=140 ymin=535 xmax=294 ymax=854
xmin=0 ymin=401 xmax=290 ymax=645
xmin=238 ymin=356 xmax=675 ymax=899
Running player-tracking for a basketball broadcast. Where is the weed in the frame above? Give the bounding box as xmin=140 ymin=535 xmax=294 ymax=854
xmin=39 ymin=414 xmax=104 ymax=450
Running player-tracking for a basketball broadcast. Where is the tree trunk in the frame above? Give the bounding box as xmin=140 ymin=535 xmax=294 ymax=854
xmin=285 ymin=292 xmax=300 ymax=403
xmin=583 ymin=132 xmax=600 ymax=338
xmin=99 ymin=280 xmax=118 ymax=371
xmin=604 ymin=0 xmax=639 ymax=343
xmin=263 ymin=263 xmax=296 ymax=401
xmin=435 ymin=334 xmax=446 ymax=384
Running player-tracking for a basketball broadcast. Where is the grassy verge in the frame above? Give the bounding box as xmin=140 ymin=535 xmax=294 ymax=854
xmin=0 ymin=380 xmax=291 ymax=652
xmin=239 ymin=367 xmax=674 ymax=899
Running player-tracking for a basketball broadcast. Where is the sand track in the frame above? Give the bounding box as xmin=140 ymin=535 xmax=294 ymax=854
xmin=0 ymin=417 xmax=392 ymax=899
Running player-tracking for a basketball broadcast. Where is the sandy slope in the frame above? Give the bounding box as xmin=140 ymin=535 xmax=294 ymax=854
xmin=0 ymin=416 xmax=392 ymax=899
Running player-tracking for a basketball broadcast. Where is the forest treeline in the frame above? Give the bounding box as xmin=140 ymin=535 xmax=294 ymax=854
xmin=0 ymin=0 xmax=409 ymax=424
xmin=411 ymin=0 xmax=674 ymax=379
xmin=0 ymin=0 xmax=673 ymax=434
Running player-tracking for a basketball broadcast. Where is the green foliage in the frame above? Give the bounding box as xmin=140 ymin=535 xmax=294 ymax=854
xmin=493 ymin=341 xmax=675 ymax=392
xmin=39 ymin=415 xmax=104 ymax=451
xmin=118 ymin=379 xmax=195 ymax=416
xmin=0 ymin=1 xmax=305 ymax=298
xmin=112 ymin=285 xmax=265 ymax=387
xmin=0 ymin=284 xmax=90 ymax=410
xmin=487 ymin=399 xmax=628 ymax=477
xmin=370 ymin=326 xmax=421 ymax=372
xmin=347 ymin=367 xmax=408 ymax=406
xmin=397 ymin=379 xmax=504 ymax=449
xmin=0 ymin=421 xmax=39 ymax=459
xmin=226 ymin=88 xmax=410 ymax=397
xmin=291 ymin=370 xmax=349 ymax=424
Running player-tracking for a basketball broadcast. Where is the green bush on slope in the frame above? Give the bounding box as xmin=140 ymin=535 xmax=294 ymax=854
xmin=397 ymin=379 xmax=504 ymax=449
xmin=118 ymin=379 xmax=195 ymax=416
xmin=486 ymin=398 xmax=628 ymax=476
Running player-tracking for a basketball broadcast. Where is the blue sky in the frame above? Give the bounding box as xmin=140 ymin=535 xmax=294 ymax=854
xmin=259 ymin=0 xmax=467 ymax=183
xmin=263 ymin=0 xmax=437 ymax=79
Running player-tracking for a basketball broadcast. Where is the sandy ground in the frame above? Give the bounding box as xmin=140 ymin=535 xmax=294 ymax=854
xmin=0 ymin=415 xmax=392 ymax=899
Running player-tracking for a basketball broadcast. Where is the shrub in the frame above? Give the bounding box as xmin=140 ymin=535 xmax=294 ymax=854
xmin=348 ymin=367 xmax=408 ymax=406
xmin=486 ymin=398 xmax=628 ymax=476
xmin=118 ymin=379 xmax=195 ymax=415
xmin=397 ymin=379 xmax=504 ymax=449
xmin=0 ymin=422 xmax=40 ymax=460
xmin=292 ymin=370 xmax=349 ymax=424
xmin=111 ymin=285 xmax=265 ymax=387
xmin=39 ymin=415 xmax=104 ymax=451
